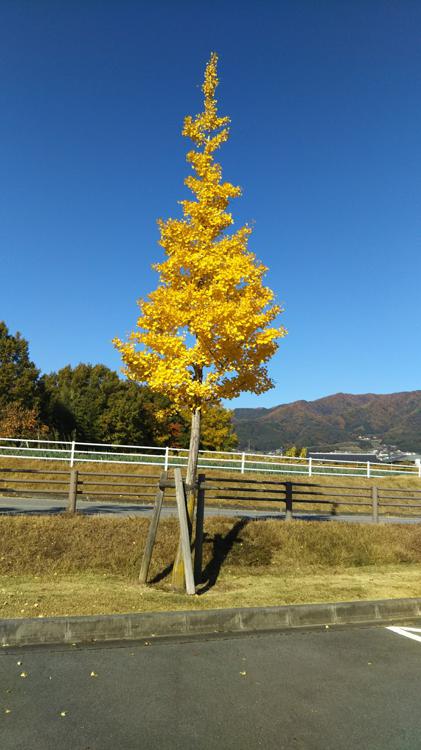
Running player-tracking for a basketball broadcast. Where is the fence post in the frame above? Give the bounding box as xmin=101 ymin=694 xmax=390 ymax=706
xmin=417 ymin=459 xmax=421 ymax=478
xmin=367 ymin=461 xmax=370 ymax=479
xmin=241 ymin=452 xmax=246 ymax=474
xmin=164 ymin=446 xmax=169 ymax=471
xmin=70 ymin=440 xmax=76 ymax=468
xmin=285 ymin=482 xmax=293 ymax=521
xmin=308 ymin=457 xmax=312 ymax=477
xmin=372 ymin=485 xmax=379 ymax=523
xmin=67 ymin=469 xmax=78 ymax=513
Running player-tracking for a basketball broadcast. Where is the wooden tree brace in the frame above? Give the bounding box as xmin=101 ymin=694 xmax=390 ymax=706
xmin=139 ymin=471 xmax=167 ymax=584
xmin=174 ymin=468 xmax=196 ymax=595
xmin=194 ymin=473 xmax=206 ymax=585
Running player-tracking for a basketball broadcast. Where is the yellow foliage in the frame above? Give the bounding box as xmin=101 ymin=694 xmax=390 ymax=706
xmin=114 ymin=53 xmax=286 ymax=410
xmin=196 ymin=403 xmax=238 ymax=451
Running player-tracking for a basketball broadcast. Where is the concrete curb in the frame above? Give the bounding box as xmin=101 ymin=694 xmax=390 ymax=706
xmin=2 ymin=597 xmax=421 ymax=647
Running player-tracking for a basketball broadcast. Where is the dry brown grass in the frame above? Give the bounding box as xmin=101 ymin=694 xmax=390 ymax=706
xmin=3 ymin=515 xmax=421 ymax=576
xmin=1 ymin=515 xmax=421 ymax=618
xmin=2 ymin=566 xmax=421 ymax=619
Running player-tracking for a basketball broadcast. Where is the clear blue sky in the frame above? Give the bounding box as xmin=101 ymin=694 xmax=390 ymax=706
xmin=1 ymin=1 xmax=420 ymax=408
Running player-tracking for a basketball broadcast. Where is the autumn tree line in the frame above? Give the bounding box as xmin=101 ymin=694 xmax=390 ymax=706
xmin=0 ymin=321 xmax=238 ymax=451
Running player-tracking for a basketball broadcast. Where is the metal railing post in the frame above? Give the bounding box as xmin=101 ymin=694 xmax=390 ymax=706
xmin=70 ymin=440 xmax=76 ymax=468
xmin=2 ymin=436 xmax=418 ymax=482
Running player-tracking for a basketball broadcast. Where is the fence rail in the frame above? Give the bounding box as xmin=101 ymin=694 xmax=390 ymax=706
xmin=188 ymin=474 xmax=421 ymax=522
xmin=2 ymin=465 xmax=421 ymax=522
xmin=0 ymin=436 xmax=420 ymax=480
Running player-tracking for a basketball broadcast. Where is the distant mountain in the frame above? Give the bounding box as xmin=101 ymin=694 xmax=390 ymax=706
xmin=233 ymin=391 xmax=421 ymax=453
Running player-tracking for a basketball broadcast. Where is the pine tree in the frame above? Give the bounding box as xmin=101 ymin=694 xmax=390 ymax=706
xmin=114 ymin=53 xmax=286 ymax=588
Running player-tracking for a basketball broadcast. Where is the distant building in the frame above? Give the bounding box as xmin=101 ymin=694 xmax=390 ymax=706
xmin=376 ymin=451 xmax=421 ymax=464
xmin=308 ymin=450 xmax=421 ymax=465
xmin=308 ymin=452 xmax=379 ymax=463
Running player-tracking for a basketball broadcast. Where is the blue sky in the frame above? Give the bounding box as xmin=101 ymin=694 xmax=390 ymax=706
xmin=1 ymin=1 xmax=420 ymax=408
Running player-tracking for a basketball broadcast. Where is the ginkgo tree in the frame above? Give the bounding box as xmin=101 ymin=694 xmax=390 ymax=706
xmin=114 ymin=52 xmax=286 ymax=588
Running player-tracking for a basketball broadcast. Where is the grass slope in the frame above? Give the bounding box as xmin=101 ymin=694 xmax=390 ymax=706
xmin=1 ymin=516 xmax=421 ymax=618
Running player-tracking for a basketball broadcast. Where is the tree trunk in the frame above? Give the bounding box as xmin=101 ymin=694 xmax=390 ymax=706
xmin=171 ymin=406 xmax=201 ymax=590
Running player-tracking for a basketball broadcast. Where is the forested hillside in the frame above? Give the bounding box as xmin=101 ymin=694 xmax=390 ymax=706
xmin=234 ymin=391 xmax=421 ymax=452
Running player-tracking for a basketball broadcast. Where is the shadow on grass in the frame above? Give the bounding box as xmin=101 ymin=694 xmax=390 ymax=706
xmin=149 ymin=560 xmax=175 ymax=585
xmin=197 ymin=518 xmax=251 ymax=595
xmin=149 ymin=518 xmax=251 ymax=589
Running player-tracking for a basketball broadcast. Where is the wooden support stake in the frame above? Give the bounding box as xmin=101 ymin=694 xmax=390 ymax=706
xmin=194 ymin=474 xmax=206 ymax=585
xmin=139 ymin=471 xmax=167 ymax=584
xmin=372 ymin=485 xmax=379 ymax=523
xmin=174 ymin=468 xmax=195 ymax=595
xmin=67 ymin=469 xmax=78 ymax=513
xmin=171 ymin=407 xmax=201 ymax=590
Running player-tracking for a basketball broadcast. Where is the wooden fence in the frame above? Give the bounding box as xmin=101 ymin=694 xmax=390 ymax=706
xmin=1 ymin=465 xmax=421 ymax=522
xmin=0 ymin=466 xmax=172 ymax=509
xmin=193 ymin=475 xmax=421 ymax=522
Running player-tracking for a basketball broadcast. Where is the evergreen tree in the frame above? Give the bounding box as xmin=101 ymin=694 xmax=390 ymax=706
xmin=0 ymin=321 xmax=41 ymax=410
xmin=42 ymin=364 xmax=157 ymax=444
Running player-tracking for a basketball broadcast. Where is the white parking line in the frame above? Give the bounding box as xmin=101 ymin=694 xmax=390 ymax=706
xmin=386 ymin=626 xmax=421 ymax=643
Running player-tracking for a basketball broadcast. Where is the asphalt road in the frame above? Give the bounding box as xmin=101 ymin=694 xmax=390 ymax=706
xmin=1 ymin=495 xmax=421 ymax=524
xmin=2 ymin=624 xmax=421 ymax=749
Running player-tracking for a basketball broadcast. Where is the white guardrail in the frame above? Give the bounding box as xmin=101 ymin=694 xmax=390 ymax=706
xmin=0 ymin=437 xmax=420 ymax=479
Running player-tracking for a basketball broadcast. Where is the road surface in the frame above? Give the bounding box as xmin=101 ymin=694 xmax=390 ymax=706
xmin=2 ymin=623 xmax=421 ymax=749
xmin=0 ymin=495 xmax=420 ymax=524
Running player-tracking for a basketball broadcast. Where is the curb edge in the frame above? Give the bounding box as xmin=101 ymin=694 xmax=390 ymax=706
xmin=2 ymin=597 xmax=421 ymax=647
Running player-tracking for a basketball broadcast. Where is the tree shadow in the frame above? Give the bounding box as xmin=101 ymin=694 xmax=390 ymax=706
xmin=148 ymin=536 xmax=196 ymax=585
xmin=0 ymin=506 xmax=66 ymax=516
xmin=149 ymin=560 xmax=174 ymax=585
xmin=197 ymin=518 xmax=250 ymax=595
xmin=145 ymin=511 xmax=354 ymax=589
